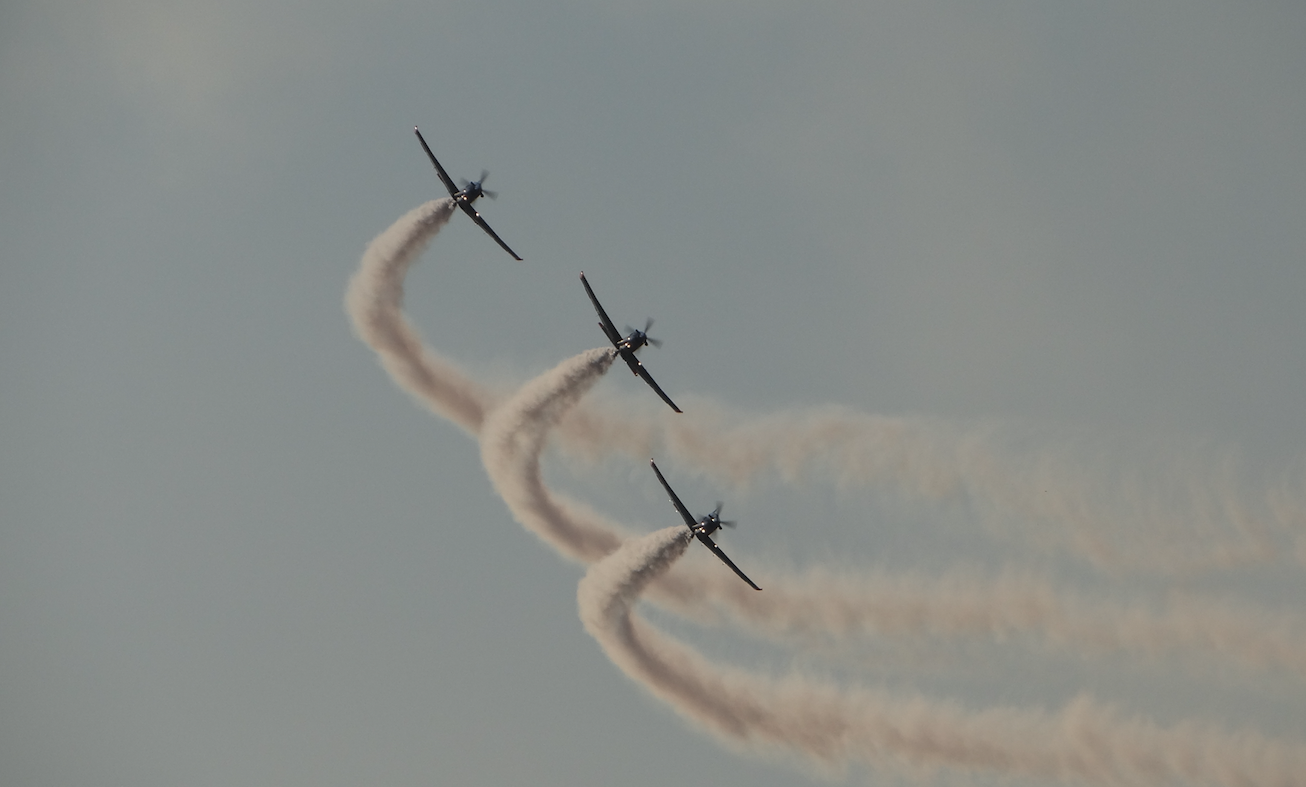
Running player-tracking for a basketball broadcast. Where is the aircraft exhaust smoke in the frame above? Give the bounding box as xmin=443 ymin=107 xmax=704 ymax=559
xmin=345 ymin=199 xmax=497 ymax=435
xmin=478 ymin=347 xmax=1306 ymax=678
xmin=479 ymin=346 xmax=626 ymax=563
xmin=349 ymin=203 xmax=1306 ymax=784
xmin=348 ymin=200 xmax=1306 ymax=575
xmin=579 ymin=527 xmax=1306 ymax=787
xmin=554 ymin=403 xmax=1303 ymax=574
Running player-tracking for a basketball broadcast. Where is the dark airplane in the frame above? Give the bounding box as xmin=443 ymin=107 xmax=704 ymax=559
xmin=579 ymin=272 xmax=682 ymax=413
xmin=650 ymin=459 xmax=761 ymax=591
xmin=413 ymin=126 xmax=522 ymax=261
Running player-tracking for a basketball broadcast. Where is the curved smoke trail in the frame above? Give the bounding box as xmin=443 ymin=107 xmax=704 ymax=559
xmin=348 ymin=205 xmax=1305 ymax=574
xmin=350 ymin=203 xmax=1306 ymax=674
xmin=557 ymin=402 xmax=1302 ymax=573
xmin=580 ymin=527 xmax=1306 ymax=787
xmin=476 ymin=345 xmax=1306 ymax=678
xmin=345 ymin=199 xmax=498 ymax=435
xmin=348 ymin=203 xmax=1306 ymax=783
xmin=478 ymin=346 xmax=627 ymax=563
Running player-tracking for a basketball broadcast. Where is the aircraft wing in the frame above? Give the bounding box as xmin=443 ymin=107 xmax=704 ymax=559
xmin=413 ymin=127 xmax=460 ymax=198
xmin=626 ymin=353 xmax=682 ymax=413
xmin=650 ymin=459 xmax=697 ymax=528
xmin=579 ymin=273 xmax=624 ymax=347
xmin=462 ymin=203 xmax=523 ymax=261
xmin=696 ymin=532 xmax=762 ymax=591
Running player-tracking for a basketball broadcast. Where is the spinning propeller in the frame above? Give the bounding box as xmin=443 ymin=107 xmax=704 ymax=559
xmin=625 ymin=317 xmax=663 ymax=348
xmin=711 ymin=502 xmax=737 ymax=528
xmin=459 ymin=170 xmax=497 ymax=199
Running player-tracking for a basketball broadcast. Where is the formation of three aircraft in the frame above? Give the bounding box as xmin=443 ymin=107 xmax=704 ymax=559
xmin=415 ymin=127 xmax=761 ymax=591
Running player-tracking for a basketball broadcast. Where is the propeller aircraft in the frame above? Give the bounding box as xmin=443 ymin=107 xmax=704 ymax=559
xmin=579 ymin=272 xmax=682 ymax=413
xmin=414 ymin=126 xmax=522 ymax=260
xmin=650 ymin=459 xmax=761 ymax=590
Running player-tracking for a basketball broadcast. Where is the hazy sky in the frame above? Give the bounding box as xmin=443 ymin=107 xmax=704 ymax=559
xmin=3 ymin=1 xmax=1305 ymax=785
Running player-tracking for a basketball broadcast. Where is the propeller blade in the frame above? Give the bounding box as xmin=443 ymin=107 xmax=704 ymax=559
xmin=646 ymin=336 xmax=663 ymax=348
xmin=710 ymin=502 xmax=735 ymax=527
xmin=623 ymin=325 xmax=635 ymax=336
xmin=479 ymin=169 xmax=490 ymax=184
xmin=458 ymin=178 xmax=470 ymax=189
xmin=721 ymin=519 xmax=737 ymax=529
xmin=482 ymin=189 xmax=498 ymax=200
xmin=644 ymin=317 xmax=655 ymax=333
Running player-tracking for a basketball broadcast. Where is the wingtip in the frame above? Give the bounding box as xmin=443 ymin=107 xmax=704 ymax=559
xmin=579 ymin=271 xmax=587 ymax=280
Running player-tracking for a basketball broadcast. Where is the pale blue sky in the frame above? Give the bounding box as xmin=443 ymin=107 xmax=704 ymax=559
xmin=3 ymin=2 xmax=1305 ymax=785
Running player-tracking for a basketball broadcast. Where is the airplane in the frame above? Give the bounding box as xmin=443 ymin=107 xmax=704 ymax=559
xmin=579 ymin=272 xmax=682 ymax=413
xmin=650 ymin=458 xmax=761 ymax=591
xmin=413 ymin=126 xmax=522 ymax=261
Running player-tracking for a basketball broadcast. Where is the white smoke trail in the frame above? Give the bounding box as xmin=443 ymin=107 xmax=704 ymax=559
xmin=345 ymin=199 xmax=498 ymax=435
xmin=479 ymin=347 xmax=627 ymax=563
xmin=476 ymin=346 xmax=752 ymax=614
xmin=556 ymin=402 xmax=1300 ymax=574
xmin=346 ymin=201 xmax=1305 ymax=573
xmin=345 ymin=205 xmax=1306 ymax=677
xmin=580 ymin=527 xmax=1306 ymax=786
xmin=348 ymin=203 xmax=1306 ymax=782
xmin=478 ymin=346 xmax=1306 ymax=678
xmin=727 ymin=566 xmax=1306 ymax=679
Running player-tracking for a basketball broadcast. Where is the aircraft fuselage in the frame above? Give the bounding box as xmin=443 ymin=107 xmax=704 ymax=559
xmin=455 ymin=185 xmax=484 ymax=205
xmin=619 ymin=331 xmax=649 ymax=353
xmin=413 ymin=126 xmax=521 ymax=260
xmin=693 ymin=516 xmax=723 ymax=537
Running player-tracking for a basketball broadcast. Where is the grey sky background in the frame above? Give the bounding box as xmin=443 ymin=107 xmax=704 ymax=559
xmin=2 ymin=1 xmax=1305 ymax=785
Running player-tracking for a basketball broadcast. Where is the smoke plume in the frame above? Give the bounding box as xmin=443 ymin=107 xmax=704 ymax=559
xmin=580 ymin=527 xmax=1306 ymax=786
xmin=480 ymin=349 xmax=1306 ymax=679
xmin=349 ymin=203 xmax=1306 ymax=784
xmin=556 ymin=402 xmax=1302 ymax=574
xmin=345 ymin=199 xmax=497 ymax=435
xmin=346 ymin=200 xmax=1305 ymax=574
xmin=479 ymin=346 xmax=626 ymax=563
